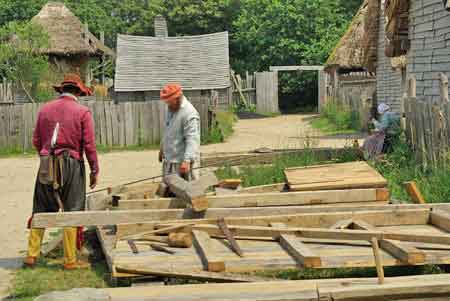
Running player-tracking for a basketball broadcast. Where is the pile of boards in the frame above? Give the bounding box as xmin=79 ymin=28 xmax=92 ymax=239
xmin=30 ymin=160 xmax=450 ymax=300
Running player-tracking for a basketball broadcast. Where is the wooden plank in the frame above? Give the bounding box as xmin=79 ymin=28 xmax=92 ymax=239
xmin=430 ymin=210 xmax=450 ymax=232
xmin=192 ymin=230 xmax=225 ymax=272
xmin=217 ymin=218 xmax=243 ymax=257
xmin=273 ymin=222 xmax=321 ymax=268
xmin=165 ymin=174 xmax=213 ymax=212
xmin=117 ymin=188 xmax=386 ymax=210
xmin=404 ymin=181 xmax=426 ymax=204
xmin=33 ymin=206 xmax=437 ymax=229
xmin=285 ymin=161 xmax=387 ymax=191
xmin=105 ymin=102 xmax=113 ymax=146
xmin=352 ymin=220 xmax=425 ymax=264
xmin=370 ymin=237 xmax=384 ymax=284
xmin=116 ymin=265 xmax=274 ymax=283
xmin=97 ymin=274 xmax=450 ymax=300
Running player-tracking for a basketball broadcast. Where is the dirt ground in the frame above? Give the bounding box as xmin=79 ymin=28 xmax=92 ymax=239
xmin=0 ymin=114 xmax=362 ymax=297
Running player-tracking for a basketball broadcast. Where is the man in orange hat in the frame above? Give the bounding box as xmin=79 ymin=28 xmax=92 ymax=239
xmin=159 ymin=83 xmax=200 ymax=182
xmin=24 ymin=74 xmax=99 ymax=270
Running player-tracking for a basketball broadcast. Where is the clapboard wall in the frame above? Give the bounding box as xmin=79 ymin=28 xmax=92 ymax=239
xmin=407 ymin=0 xmax=450 ymax=103
xmin=0 ymin=100 xmax=211 ymax=152
xmin=376 ymin=0 xmax=404 ymax=113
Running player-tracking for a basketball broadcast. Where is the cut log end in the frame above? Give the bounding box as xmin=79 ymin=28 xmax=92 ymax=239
xmin=191 ymin=197 xmax=209 ymax=212
xmin=303 ymin=257 xmax=322 ymax=268
xmin=376 ymin=188 xmax=390 ymax=202
xmin=168 ymin=232 xmax=193 ymax=248
xmin=207 ymin=261 xmax=226 ymax=272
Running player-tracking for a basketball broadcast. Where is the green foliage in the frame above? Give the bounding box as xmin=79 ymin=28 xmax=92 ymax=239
xmin=202 ymin=111 xmax=237 ymax=144
xmin=0 ymin=21 xmax=49 ymax=101
xmin=11 ymin=260 xmax=108 ymax=300
xmin=372 ymin=138 xmax=450 ymax=203
xmin=215 ymin=147 xmax=359 ymax=187
xmin=311 ymin=102 xmax=360 ymax=134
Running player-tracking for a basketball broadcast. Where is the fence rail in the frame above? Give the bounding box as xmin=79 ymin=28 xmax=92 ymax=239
xmin=0 ymin=100 xmax=212 ymax=152
xmin=403 ymin=73 xmax=450 ymax=168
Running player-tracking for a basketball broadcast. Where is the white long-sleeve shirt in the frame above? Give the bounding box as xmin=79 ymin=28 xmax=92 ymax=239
xmin=162 ymin=96 xmax=201 ymax=163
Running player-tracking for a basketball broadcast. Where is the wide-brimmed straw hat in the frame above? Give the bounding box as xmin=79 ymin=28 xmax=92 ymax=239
xmin=160 ymin=83 xmax=182 ymax=103
xmin=53 ymin=73 xmax=93 ymax=96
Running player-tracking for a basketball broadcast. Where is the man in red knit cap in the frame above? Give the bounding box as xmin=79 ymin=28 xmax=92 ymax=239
xmin=24 ymin=74 xmax=99 ymax=270
xmin=159 ymin=83 xmax=200 ymax=182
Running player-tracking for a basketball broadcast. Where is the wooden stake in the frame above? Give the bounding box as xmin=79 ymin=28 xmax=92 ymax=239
xmin=149 ymin=243 xmax=175 ymax=254
xmin=217 ymin=218 xmax=244 ymax=257
xmin=403 ymin=181 xmax=426 ymax=204
xmin=371 ymin=237 xmax=384 ymax=284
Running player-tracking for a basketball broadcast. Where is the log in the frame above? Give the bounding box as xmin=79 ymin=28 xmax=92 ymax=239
xmin=429 ymin=209 xmax=450 ymax=232
xmin=192 ymin=230 xmax=226 ymax=272
xmin=32 ymin=204 xmax=450 ymax=229
xmin=168 ymin=232 xmax=192 ymax=248
xmin=116 ymin=188 xmax=390 ymax=210
xmin=165 ymin=172 xmax=218 ymax=212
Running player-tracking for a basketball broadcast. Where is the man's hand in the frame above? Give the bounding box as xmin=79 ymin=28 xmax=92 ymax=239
xmin=159 ymin=150 xmax=164 ymax=163
xmin=90 ymin=173 xmax=98 ymax=189
xmin=179 ymin=161 xmax=191 ymax=175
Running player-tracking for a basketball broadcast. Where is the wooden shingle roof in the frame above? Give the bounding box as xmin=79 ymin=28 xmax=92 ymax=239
xmin=114 ymin=32 xmax=230 ymax=92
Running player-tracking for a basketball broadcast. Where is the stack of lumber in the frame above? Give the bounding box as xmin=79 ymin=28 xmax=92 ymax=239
xmin=284 ymin=161 xmax=388 ymax=191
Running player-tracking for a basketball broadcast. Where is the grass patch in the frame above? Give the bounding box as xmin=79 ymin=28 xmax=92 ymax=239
xmin=9 ymin=259 xmax=109 ymax=301
xmin=215 ymin=147 xmax=359 ymax=187
xmin=311 ymin=116 xmax=358 ymax=136
xmin=202 ymin=111 xmax=237 ymax=144
xmin=311 ymin=102 xmax=360 ymax=135
xmin=371 ymin=138 xmax=450 ymax=202
xmin=256 ymin=265 xmax=445 ymax=280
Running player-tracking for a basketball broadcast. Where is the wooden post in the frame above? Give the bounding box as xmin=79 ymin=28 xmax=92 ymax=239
xmin=403 ymin=181 xmax=426 ymax=204
xmin=408 ymin=76 xmax=416 ymax=98
xmin=439 ymin=73 xmax=449 ymax=103
xmin=100 ymin=31 xmax=106 ymax=85
xmin=370 ymin=237 xmax=384 ymax=284
xmin=84 ymin=23 xmax=89 ymax=45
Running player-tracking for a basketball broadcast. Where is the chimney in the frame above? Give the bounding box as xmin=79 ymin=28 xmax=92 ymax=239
xmin=154 ymin=15 xmax=168 ymax=38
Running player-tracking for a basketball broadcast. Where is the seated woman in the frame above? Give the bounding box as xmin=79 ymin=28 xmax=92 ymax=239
xmin=362 ymin=103 xmax=400 ymax=160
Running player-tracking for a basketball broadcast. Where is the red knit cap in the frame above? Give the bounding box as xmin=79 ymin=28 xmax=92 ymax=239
xmin=160 ymin=83 xmax=182 ymax=103
xmin=53 ymin=73 xmax=93 ymax=96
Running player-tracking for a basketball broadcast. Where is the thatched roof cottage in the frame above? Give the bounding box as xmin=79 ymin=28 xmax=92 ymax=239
xmin=114 ymin=16 xmax=230 ymax=107
xmin=32 ymin=2 xmax=114 ymax=84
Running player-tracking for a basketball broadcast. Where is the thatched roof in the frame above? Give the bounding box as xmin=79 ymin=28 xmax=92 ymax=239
xmin=325 ymin=0 xmax=379 ymax=72
xmin=32 ymin=2 xmax=114 ymax=57
xmin=384 ymin=0 xmax=409 ymax=57
xmin=114 ymin=32 xmax=230 ymax=92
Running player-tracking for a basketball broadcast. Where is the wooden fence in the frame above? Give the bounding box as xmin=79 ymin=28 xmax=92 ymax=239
xmin=231 ymin=71 xmax=256 ymax=107
xmin=0 ymin=100 xmax=212 ymax=152
xmin=255 ymin=71 xmax=279 ymax=114
xmin=0 ymin=82 xmax=15 ymax=104
xmin=324 ymin=73 xmax=376 ymax=131
xmin=403 ymin=73 xmax=450 ymax=168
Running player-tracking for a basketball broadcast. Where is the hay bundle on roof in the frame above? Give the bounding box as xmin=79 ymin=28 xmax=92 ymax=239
xmin=362 ymin=0 xmax=380 ymax=72
xmin=384 ymin=0 xmax=409 ymax=57
xmin=32 ymin=2 xmax=114 ymax=57
xmin=326 ymin=0 xmax=378 ymax=72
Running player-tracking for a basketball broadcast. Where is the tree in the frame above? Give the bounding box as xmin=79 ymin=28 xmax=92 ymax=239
xmin=0 ymin=21 xmax=49 ymax=102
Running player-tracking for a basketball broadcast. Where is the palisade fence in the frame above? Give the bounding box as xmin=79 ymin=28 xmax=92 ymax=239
xmin=403 ymin=73 xmax=450 ymax=168
xmin=231 ymin=70 xmax=256 ymax=107
xmin=0 ymin=99 xmax=213 ymax=152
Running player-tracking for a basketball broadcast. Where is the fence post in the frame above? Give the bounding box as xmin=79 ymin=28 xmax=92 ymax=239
xmin=439 ymin=73 xmax=449 ymax=103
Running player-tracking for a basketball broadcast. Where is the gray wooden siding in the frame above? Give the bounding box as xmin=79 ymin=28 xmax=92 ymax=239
xmin=407 ymin=0 xmax=450 ymax=103
xmin=376 ymin=0 xmax=404 ymax=112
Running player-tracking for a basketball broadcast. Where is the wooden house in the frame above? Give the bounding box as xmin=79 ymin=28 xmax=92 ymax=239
xmin=32 ymin=2 xmax=115 ymax=84
xmin=114 ymin=16 xmax=231 ymax=107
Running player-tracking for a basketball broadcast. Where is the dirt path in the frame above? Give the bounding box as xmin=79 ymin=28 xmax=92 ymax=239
xmin=0 ymin=114 xmax=361 ymax=297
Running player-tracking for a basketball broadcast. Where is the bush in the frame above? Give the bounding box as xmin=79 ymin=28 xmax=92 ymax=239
xmin=202 ymin=111 xmax=237 ymax=144
xmin=321 ymin=102 xmax=360 ymax=131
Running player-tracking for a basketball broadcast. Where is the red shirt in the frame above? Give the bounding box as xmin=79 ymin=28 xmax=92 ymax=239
xmin=33 ymin=94 xmax=99 ymax=175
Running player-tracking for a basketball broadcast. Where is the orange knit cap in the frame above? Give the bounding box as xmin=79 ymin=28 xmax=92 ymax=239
xmin=160 ymin=83 xmax=182 ymax=103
